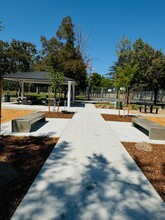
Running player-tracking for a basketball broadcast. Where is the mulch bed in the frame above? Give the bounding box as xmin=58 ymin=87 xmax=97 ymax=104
xmin=0 ymin=136 xmax=58 ymax=220
xmin=122 ymin=142 xmax=165 ymax=202
xmin=101 ymin=113 xmax=165 ymax=202
xmin=101 ymin=114 xmax=135 ymax=122
xmin=43 ymin=111 xmax=75 ymax=119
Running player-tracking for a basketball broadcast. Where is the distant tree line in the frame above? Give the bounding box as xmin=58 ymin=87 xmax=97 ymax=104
xmin=109 ymin=35 xmax=165 ymax=104
xmin=2 ymin=18 xmax=164 ymax=102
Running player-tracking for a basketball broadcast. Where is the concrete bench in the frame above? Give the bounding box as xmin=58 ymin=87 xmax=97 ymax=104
xmin=132 ymin=117 xmax=165 ymax=140
xmin=12 ymin=112 xmax=45 ymax=132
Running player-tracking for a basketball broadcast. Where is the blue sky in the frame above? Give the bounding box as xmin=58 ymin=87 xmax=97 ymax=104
xmin=1 ymin=0 xmax=165 ymax=76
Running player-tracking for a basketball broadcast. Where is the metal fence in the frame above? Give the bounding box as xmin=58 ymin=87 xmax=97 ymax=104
xmin=82 ymin=87 xmax=165 ymax=103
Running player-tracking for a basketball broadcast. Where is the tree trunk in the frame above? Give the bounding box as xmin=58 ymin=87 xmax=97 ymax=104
xmin=126 ymin=90 xmax=129 ymax=105
xmin=118 ymin=89 xmax=120 ymax=116
xmin=48 ymin=86 xmax=51 ymax=113
xmin=116 ymin=88 xmax=119 ymax=99
xmin=153 ymin=88 xmax=159 ymax=104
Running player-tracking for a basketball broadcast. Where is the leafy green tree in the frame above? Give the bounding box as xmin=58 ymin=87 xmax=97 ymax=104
xmin=114 ymin=64 xmax=136 ymax=90
xmin=132 ymin=38 xmax=165 ymax=103
xmin=100 ymin=76 xmax=113 ymax=88
xmin=131 ymin=38 xmax=155 ymax=89
xmin=39 ymin=36 xmax=61 ymax=70
xmin=0 ymin=39 xmax=37 ymax=95
xmin=146 ymin=51 xmax=165 ymax=103
xmin=110 ymin=36 xmax=165 ymax=104
xmin=90 ymin=72 xmax=102 ymax=89
xmin=40 ymin=16 xmax=87 ymax=91
xmin=56 ymin=16 xmax=75 ymax=46
xmin=114 ymin=63 xmax=137 ymax=112
xmin=47 ymin=66 xmax=64 ymax=99
xmin=109 ymin=35 xmax=136 ymax=103
xmin=47 ymin=66 xmax=64 ymax=112
xmin=8 ymin=39 xmax=37 ymax=73
xmin=0 ymin=40 xmax=10 ymax=74
xmin=109 ymin=35 xmax=133 ymax=82
xmin=57 ymin=16 xmax=87 ymax=90
xmin=0 ymin=39 xmax=37 ymax=74
xmin=116 ymin=35 xmax=132 ymax=67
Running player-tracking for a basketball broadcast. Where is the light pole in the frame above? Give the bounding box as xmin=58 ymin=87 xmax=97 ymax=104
xmin=87 ymin=68 xmax=94 ymax=100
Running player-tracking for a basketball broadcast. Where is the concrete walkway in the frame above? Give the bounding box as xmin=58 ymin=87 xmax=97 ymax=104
xmin=12 ymin=104 xmax=165 ymax=220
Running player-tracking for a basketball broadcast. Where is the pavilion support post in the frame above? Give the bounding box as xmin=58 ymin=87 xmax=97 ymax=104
xmin=72 ymin=82 xmax=75 ymax=104
xmin=48 ymin=86 xmax=51 ymax=113
xmin=67 ymin=81 xmax=71 ymax=108
xmin=21 ymin=82 xmax=24 ymax=99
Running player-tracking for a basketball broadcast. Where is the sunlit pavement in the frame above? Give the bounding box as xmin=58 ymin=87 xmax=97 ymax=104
xmin=11 ymin=103 xmax=165 ymax=220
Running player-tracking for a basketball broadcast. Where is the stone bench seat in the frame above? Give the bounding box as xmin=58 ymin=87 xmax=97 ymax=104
xmin=12 ymin=112 xmax=45 ymax=132
xmin=132 ymin=117 xmax=165 ymax=140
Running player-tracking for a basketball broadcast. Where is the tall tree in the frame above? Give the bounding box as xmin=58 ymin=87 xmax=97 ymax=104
xmin=110 ymin=35 xmax=133 ymax=81
xmin=40 ymin=16 xmax=87 ymax=90
xmin=1 ymin=39 xmax=37 ymax=96
xmin=39 ymin=36 xmax=61 ymax=70
xmin=0 ymin=40 xmax=10 ymax=74
xmin=146 ymin=50 xmax=165 ymax=103
xmin=110 ymin=36 xmax=165 ymax=104
xmin=90 ymin=72 xmax=102 ymax=89
xmin=57 ymin=16 xmax=87 ymax=89
xmin=132 ymin=38 xmax=155 ymax=89
xmin=109 ymin=35 xmax=137 ymax=103
xmin=132 ymin=38 xmax=165 ymax=103
xmin=75 ymin=24 xmax=91 ymax=68
xmin=8 ymin=39 xmax=37 ymax=73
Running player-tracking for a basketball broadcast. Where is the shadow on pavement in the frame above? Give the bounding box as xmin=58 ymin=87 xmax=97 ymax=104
xmin=12 ymin=140 xmax=165 ymax=220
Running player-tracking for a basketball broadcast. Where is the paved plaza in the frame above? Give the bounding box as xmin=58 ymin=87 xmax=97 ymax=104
xmin=2 ymin=102 xmax=165 ymax=219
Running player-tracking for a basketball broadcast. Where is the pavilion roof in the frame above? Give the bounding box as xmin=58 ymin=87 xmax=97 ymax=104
xmin=3 ymin=71 xmax=75 ymax=85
